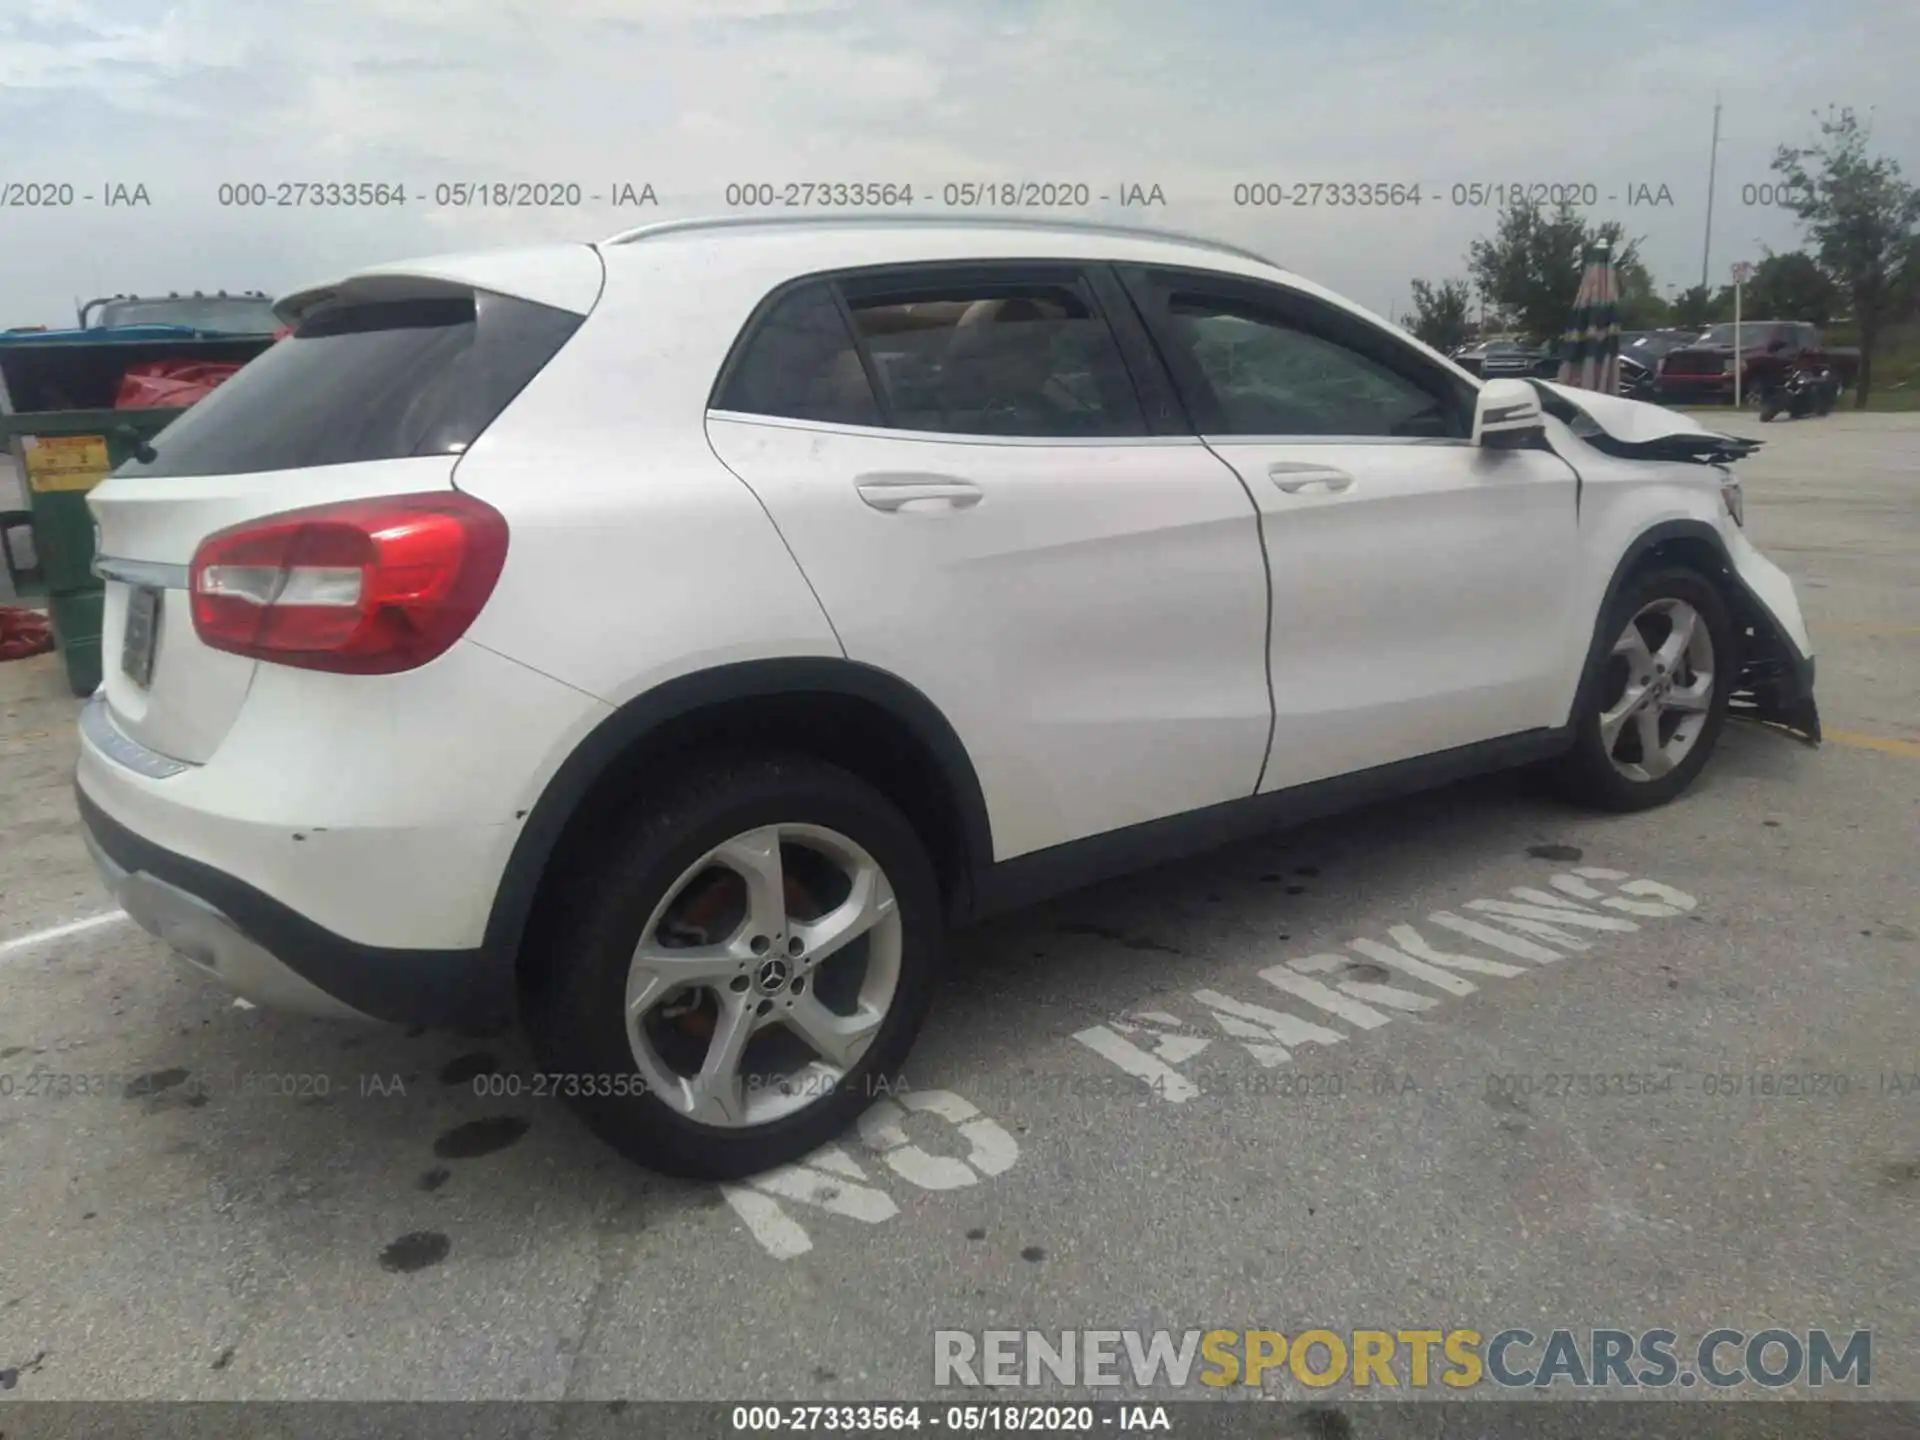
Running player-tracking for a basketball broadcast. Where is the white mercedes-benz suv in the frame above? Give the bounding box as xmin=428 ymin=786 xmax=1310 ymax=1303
xmin=75 ymin=215 xmax=1819 ymax=1179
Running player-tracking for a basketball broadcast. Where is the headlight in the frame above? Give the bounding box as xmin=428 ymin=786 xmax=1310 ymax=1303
xmin=1720 ymin=476 xmax=1745 ymax=527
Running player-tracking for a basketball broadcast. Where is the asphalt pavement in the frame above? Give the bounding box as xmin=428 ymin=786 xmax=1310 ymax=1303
xmin=0 ymin=413 xmax=1915 ymax=1410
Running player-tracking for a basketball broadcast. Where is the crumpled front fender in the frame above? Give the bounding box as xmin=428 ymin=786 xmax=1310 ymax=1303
xmin=1724 ymin=531 xmax=1820 ymax=745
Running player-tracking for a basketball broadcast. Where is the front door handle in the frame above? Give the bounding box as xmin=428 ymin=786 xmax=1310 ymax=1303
xmin=854 ymin=473 xmax=984 ymax=512
xmin=1267 ymin=463 xmax=1355 ymax=494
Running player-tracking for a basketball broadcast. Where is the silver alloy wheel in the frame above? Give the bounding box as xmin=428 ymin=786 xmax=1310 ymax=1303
xmin=624 ymin=823 xmax=902 ymax=1128
xmin=1600 ymin=597 xmax=1715 ymax=782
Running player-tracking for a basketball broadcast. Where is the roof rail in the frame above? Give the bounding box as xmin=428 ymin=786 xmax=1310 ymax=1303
xmin=600 ymin=212 xmax=1282 ymax=270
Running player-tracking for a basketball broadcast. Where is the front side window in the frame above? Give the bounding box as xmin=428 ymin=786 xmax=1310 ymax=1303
xmin=1154 ymin=289 xmax=1461 ymax=439
xmin=842 ymin=277 xmax=1147 ymax=438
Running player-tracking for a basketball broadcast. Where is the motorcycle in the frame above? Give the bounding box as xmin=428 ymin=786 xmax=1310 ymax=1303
xmin=1757 ymin=362 xmax=1840 ymax=422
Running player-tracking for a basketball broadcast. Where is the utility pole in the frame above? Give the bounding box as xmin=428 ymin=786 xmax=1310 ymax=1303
xmin=1700 ymin=95 xmax=1722 ymax=293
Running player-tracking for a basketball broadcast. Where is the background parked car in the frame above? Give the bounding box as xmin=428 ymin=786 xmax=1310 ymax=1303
xmin=1612 ymin=330 xmax=1695 ymax=400
xmin=1656 ymin=321 xmax=1860 ymax=405
xmin=1450 ymin=339 xmax=1547 ymax=379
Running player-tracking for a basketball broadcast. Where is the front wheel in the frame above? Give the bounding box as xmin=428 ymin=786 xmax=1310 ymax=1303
xmin=1548 ymin=566 xmax=1735 ymax=812
xmin=526 ymin=753 xmax=944 ymax=1180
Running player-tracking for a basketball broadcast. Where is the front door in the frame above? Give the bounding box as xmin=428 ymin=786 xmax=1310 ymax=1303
xmin=1120 ymin=264 xmax=1582 ymax=793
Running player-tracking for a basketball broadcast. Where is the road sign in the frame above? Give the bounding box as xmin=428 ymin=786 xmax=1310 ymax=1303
xmin=1732 ymin=261 xmax=1755 ymax=283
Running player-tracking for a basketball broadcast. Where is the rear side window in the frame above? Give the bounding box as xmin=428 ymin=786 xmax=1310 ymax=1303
xmin=843 ymin=280 xmax=1147 ymax=438
xmin=127 ymin=289 xmax=581 ymax=478
xmin=712 ymin=282 xmax=883 ymax=426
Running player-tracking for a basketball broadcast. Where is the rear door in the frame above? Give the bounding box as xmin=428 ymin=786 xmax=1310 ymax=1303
xmin=1118 ymin=264 xmax=1581 ymax=793
xmin=705 ymin=262 xmax=1274 ymax=862
xmin=86 ymin=255 xmax=595 ymax=763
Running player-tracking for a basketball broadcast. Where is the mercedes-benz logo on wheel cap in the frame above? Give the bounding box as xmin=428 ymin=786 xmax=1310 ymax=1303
xmin=755 ymin=958 xmax=792 ymax=993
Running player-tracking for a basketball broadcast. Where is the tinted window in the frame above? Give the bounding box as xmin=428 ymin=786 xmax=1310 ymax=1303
xmin=126 ymin=290 xmax=581 ymax=478
xmin=1161 ymin=294 xmax=1460 ymax=438
xmin=713 ymin=282 xmax=883 ymax=426
xmin=1699 ymin=323 xmax=1779 ymax=347
xmin=843 ymin=279 xmax=1146 ymax=438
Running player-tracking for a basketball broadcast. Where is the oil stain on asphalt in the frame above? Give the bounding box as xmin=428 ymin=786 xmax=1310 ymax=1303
xmin=1055 ymin=922 xmax=1185 ymax=956
xmin=1527 ymin=843 xmax=1585 ymax=861
xmin=437 ymin=1052 xmax=500 ymax=1085
xmin=379 ymin=1232 xmax=451 ymax=1273
xmin=122 ymin=1067 xmax=189 ymax=1098
xmin=433 ymin=1116 xmax=531 ymax=1159
xmin=0 ymin=1351 xmax=49 ymax=1390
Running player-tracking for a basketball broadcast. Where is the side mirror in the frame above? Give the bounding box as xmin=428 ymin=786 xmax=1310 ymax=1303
xmin=1471 ymin=378 xmax=1546 ymax=449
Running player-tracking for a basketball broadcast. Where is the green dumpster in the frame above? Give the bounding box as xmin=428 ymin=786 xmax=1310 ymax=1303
xmin=0 ymin=407 xmax=185 ymax=695
xmin=0 ymin=333 xmax=274 ymax=696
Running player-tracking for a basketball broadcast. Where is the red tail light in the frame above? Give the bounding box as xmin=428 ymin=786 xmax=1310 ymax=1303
xmin=188 ymin=492 xmax=509 ymax=673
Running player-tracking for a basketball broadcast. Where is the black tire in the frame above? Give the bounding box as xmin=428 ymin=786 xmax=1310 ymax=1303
xmin=525 ymin=752 xmax=944 ymax=1180
xmin=1547 ymin=565 xmax=1736 ymax=813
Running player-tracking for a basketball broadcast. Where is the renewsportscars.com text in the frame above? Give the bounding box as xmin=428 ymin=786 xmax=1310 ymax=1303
xmin=932 ymin=1327 xmax=1871 ymax=1390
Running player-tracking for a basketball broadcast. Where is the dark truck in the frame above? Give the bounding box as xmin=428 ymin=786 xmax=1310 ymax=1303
xmin=1656 ymin=321 xmax=1860 ymax=405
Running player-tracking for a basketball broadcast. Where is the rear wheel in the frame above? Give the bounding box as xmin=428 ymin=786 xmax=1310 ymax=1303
xmin=526 ymin=753 xmax=943 ymax=1180
xmin=1549 ymin=566 xmax=1734 ymax=812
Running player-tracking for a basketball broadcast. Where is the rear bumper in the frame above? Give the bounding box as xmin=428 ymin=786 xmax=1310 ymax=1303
xmin=77 ymin=783 xmax=516 ymax=1028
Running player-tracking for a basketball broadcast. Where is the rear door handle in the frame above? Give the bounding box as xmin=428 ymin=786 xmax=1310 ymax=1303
xmin=854 ymin=473 xmax=984 ymax=512
xmin=1267 ymin=463 xmax=1355 ymax=494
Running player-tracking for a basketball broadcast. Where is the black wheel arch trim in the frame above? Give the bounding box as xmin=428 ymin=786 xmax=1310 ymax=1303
xmin=482 ymin=657 xmax=997 ymax=961
xmin=1568 ymin=518 xmax=1816 ymax=734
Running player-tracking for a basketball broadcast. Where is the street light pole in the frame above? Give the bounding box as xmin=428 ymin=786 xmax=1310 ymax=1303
xmin=1701 ymin=95 xmax=1722 ymax=294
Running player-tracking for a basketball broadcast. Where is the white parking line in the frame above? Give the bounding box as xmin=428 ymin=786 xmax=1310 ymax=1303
xmin=1078 ymin=869 xmax=1697 ymax=1103
xmin=722 ymin=867 xmax=1700 ymax=1263
xmin=0 ymin=909 xmax=127 ymax=961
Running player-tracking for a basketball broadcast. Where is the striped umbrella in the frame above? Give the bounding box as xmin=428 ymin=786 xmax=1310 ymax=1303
xmin=1556 ymin=242 xmax=1621 ymax=392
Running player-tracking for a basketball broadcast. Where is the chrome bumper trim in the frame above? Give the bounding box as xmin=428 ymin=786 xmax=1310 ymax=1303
xmin=93 ymin=556 xmax=190 ymax=589
xmin=80 ymin=694 xmax=193 ymax=779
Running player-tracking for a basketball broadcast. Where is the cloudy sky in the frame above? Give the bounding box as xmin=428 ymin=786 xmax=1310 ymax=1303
xmin=1 ymin=0 xmax=1913 ymax=328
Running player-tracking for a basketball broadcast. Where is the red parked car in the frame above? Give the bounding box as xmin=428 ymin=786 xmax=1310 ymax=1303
xmin=1656 ymin=321 xmax=1859 ymax=405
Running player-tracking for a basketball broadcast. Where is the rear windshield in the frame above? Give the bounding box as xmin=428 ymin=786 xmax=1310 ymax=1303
xmin=125 ymin=289 xmax=581 ymax=478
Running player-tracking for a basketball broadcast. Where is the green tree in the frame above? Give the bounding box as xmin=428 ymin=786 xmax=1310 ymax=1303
xmin=1743 ymin=250 xmax=1840 ymax=326
xmin=1407 ymin=278 xmax=1473 ymax=352
xmin=1671 ymin=283 xmax=1738 ymax=330
xmin=1467 ymin=201 xmax=1642 ymax=346
xmin=1772 ymin=106 xmax=1920 ymax=405
xmin=1671 ymin=284 xmax=1715 ymax=330
xmin=1615 ymin=257 xmax=1671 ymax=330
